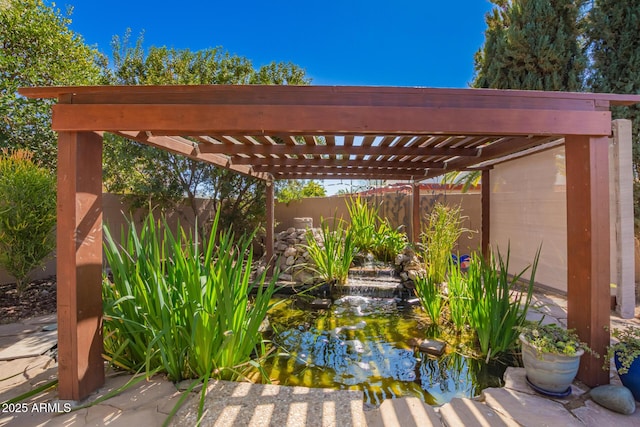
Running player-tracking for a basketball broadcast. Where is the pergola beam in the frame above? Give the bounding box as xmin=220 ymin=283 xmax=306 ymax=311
xmin=52 ymin=104 xmax=613 ymax=137
xmin=112 ymin=131 xmax=269 ymax=180
xmin=200 ymin=143 xmax=480 ymax=157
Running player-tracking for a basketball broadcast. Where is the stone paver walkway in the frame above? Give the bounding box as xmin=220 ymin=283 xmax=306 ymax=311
xmin=1 ymin=290 xmax=639 ymax=426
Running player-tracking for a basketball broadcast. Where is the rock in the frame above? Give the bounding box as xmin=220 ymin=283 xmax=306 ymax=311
xmin=283 ymin=247 xmax=297 ymax=257
xmin=279 ymin=273 xmax=293 ymax=281
xmin=399 ymin=272 xmax=409 ymax=281
xmin=177 ymin=379 xmax=203 ymax=392
xmin=285 ymin=256 xmax=296 ymax=266
xmin=418 ymin=339 xmax=446 ymax=356
xmin=590 ymin=385 xmax=636 ymax=415
xmin=286 ymin=227 xmax=296 ymax=234
xmin=310 ymin=298 xmax=331 ymax=309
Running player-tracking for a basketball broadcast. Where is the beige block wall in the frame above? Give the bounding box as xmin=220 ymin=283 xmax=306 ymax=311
xmin=490 ymin=146 xmax=568 ymax=291
xmin=491 ymin=143 xmax=624 ymax=294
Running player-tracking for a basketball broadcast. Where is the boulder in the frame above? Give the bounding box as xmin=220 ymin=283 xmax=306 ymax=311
xmin=590 ymin=385 xmax=636 ymax=415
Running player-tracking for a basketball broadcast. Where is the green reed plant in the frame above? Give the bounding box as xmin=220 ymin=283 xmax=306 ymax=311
xmin=345 ymin=195 xmax=378 ymax=253
xmin=421 ymin=203 xmax=468 ymax=284
xmin=102 ymin=209 xmax=278 ymax=383
xmin=446 ymin=260 xmax=471 ymax=332
xmin=466 ymin=246 xmax=540 ymax=361
xmin=372 ymin=221 xmax=407 ymax=263
xmin=414 ymin=274 xmax=444 ymax=325
xmin=304 ymin=217 xmax=355 ymax=285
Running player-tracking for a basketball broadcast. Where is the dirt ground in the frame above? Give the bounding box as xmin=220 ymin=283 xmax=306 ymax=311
xmin=0 ymin=277 xmax=57 ymax=324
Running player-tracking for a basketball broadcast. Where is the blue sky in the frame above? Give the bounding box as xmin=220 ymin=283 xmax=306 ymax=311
xmin=65 ymin=1 xmax=494 ymax=88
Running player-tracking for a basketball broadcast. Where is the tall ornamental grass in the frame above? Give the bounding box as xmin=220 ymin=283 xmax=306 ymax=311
xmin=102 ymin=209 xmax=278 ymax=383
xmin=345 ymin=195 xmax=378 ymax=252
xmin=304 ymin=217 xmax=355 ymax=285
xmin=446 ymin=260 xmax=471 ymax=331
xmin=421 ymin=203 xmax=468 ymax=284
xmin=467 ymin=247 xmax=540 ymax=361
xmin=414 ymin=274 xmax=444 ymax=325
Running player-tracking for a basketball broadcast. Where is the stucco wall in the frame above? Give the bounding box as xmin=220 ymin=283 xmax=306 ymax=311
xmin=490 ymin=146 xmax=568 ymax=291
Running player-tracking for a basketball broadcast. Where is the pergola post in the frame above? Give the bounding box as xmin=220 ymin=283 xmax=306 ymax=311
xmin=411 ymin=182 xmax=420 ymax=244
xmin=57 ymin=131 xmax=105 ymax=400
xmin=481 ymin=169 xmax=491 ymax=259
xmin=266 ymin=181 xmax=275 ymax=268
xmin=565 ymin=134 xmax=610 ymax=387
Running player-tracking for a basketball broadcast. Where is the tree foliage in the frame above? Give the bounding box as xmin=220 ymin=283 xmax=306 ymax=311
xmin=473 ymin=0 xmax=586 ymax=91
xmin=0 ymin=0 xmax=102 ymax=170
xmin=275 ymin=180 xmax=326 ymax=204
xmin=0 ymin=149 xmax=56 ymax=295
xmin=102 ymin=32 xmax=311 ymax=238
xmin=587 ymin=0 xmax=640 ymax=229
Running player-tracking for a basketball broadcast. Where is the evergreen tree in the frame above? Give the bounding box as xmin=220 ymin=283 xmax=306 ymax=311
xmin=473 ymin=0 xmax=586 ymax=91
xmin=588 ymin=0 xmax=640 ymax=229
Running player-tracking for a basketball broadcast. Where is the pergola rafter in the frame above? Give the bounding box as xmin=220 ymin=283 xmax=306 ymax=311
xmin=18 ymin=84 xmax=640 ymax=402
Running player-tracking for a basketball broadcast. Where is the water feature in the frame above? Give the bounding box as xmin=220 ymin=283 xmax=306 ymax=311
xmin=262 ymin=294 xmax=509 ymax=408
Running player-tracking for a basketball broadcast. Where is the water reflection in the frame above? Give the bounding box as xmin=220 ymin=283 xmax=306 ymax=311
xmin=265 ymin=295 xmax=505 ymax=407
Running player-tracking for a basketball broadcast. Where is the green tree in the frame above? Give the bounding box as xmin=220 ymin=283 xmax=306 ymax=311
xmin=587 ymin=0 xmax=640 ymax=230
xmin=0 ymin=0 xmax=103 ymax=170
xmin=473 ymin=0 xmax=586 ymax=91
xmin=102 ymin=33 xmax=311 ymax=237
xmin=275 ymin=180 xmax=326 ymax=204
xmin=0 ymin=149 xmax=56 ymax=295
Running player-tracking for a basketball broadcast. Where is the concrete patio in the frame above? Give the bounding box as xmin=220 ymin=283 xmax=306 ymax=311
xmin=1 ymin=290 xmax=639 ymax=426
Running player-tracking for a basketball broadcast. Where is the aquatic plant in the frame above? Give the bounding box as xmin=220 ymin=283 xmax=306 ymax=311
xmin=420 ymin=203 xmax=469 ymax=284
xmin=371 ymin=221 xmax=408 ymax=263
xmin=446 ymin=261 xmax=471 ymax=332
xmin=304 ymin=217 xmax=355 ymax=285
xmin=466 ymin=246 xmax=540 ymax=361
xmin=102 ymin=209 xmax=278 ymax=383
xmin=345 ymin=195 xmax=379 ymax=253
xmin=414 ymin=274 xmax=444 ymax=325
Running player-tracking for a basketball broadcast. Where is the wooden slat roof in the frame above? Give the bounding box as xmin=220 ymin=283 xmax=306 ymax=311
xmin=19 ymin=85 xmax=640 ymax=181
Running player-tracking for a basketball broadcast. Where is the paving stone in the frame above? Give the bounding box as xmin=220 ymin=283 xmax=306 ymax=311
xmin=483 ymin=387 xmax=584 ymax=427
xmin=0 ymin=323 xmax=40 ymax=338
xmin=171 ymin=380 xmax=366 ymax=427
xmin=440 ymin=397 xmax=518 ymax=427
xmin=365 ymin=397 xmax=441 ymax=427
xmin=418 ymin=339 xmax=446 ymax=356
xmin=98 ymin=377 xmax=178 ymax=411
xmin=502 ymin=367 xmax=587 ymax=405
xmin=22 ymin=315 xmax=57 ymax=325
xmin=572 ymin=399 xmax=640 ymax=427
xmin=525 ymin=310 xmax=557 ymax=325
xmin=0 ymin=331 xmax=57 ymax=361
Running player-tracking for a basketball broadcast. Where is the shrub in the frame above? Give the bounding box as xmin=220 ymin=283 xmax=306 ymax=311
xmin=371 ymin=221 xmax=407 ymax=263
xmin=102 ymin=209 xmax=278 ymax=383
xmin=0 ymin=149 xmax=56 ymax=295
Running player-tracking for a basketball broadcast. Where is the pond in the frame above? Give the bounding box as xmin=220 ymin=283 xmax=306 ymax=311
xmin=262 ymin=294 xmax=510 ymax=408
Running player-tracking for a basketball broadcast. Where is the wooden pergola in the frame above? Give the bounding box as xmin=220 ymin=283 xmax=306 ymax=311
xmin=19 ymin=85 xmax=640 ymax=401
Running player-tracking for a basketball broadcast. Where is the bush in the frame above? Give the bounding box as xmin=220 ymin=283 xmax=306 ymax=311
xmin=102 ymin=209 xmax=278 ymax=383
xmin=0 ymin=149 xmax=56 ymax=295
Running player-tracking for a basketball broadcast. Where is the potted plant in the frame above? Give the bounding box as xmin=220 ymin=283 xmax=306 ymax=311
xmin=607 ymin=326 xmax=640 ymax=401
xmin=518 ymin=323 xmax=595 ymax=396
